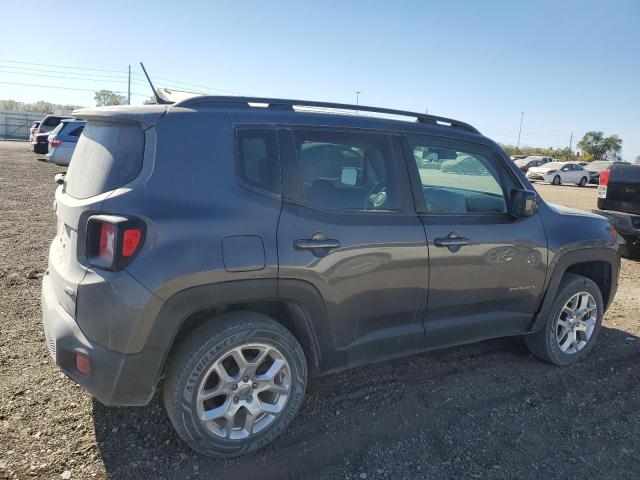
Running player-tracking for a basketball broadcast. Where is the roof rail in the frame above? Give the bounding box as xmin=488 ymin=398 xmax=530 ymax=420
xmin=173 ymin=95 xmax=480 ymax=134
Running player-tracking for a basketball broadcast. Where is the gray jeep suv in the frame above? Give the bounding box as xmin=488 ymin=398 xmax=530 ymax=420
xmin=42 ymin=97 xmax=620 ymax=457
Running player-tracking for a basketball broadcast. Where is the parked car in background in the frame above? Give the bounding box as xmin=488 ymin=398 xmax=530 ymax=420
xmin=31 ymin=116 xmax=72 ymax=152
xmin=29 ymin=121 xmax=41 ymax=141
xmin=45 ymin=119 xmax=85 ymax=166
xmin=41 ymin=96 xmax=620 ymax=458
xmin=526 ymin=161 xmax=589 ymax=186
xmin=594 ymin=163 xmax=640 ymax=257
xmin=514 ymin=156 xmax=552 ymax=173
xmin=31 ymin=132 xmax=50 ymax=155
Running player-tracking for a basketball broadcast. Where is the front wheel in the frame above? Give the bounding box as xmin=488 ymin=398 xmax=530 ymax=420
xmin=552 ymin=175 xmax=561 ymax=185
xmin=163 ymin=311 xmax=307 ymax=457
xmin=524 ymin=273 xmax=603 ymax=366
xmin=579 ymin=177 xmax=588 ymax=187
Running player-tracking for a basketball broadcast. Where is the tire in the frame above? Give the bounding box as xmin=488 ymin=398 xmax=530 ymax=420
xmin=552 ymin=175 xmax=561 ymax=185
xmin=579 ymin=177 xmax=588 ymax=187
xmin=163 ymin=311 xmax=307 ymax=457
xmin=524 ymin=273 xmax=603 ymax=366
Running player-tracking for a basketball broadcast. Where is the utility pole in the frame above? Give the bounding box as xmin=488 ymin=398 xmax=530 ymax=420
xmin=355 ymin=91 xmax=360 ymax=115
xmin=127 ymin=65 xmax=131 ymax=105
xmin=568 ymin=131 xmax=574 ymax=160
xmin=517 ymin=111 xmax=524 ymax=150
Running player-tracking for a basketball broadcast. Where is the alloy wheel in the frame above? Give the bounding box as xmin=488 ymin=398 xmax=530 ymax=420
xmin=555 ymin=292 xmax=597 ymax=354
xmin=195 ymin=343 xmax=291 ymax=440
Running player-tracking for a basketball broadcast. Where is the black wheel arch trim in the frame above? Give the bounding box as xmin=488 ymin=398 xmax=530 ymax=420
xmin=528 ymin=247 xmax=619 ymax=332
xmin=134 ymin=278 xmax=340 ymax=404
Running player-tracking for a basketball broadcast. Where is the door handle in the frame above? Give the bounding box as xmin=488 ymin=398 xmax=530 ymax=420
xmin=294 ymin=238 xmax=341 ymax=250
xmin=434 ymin=237 xmax=470 ymax=247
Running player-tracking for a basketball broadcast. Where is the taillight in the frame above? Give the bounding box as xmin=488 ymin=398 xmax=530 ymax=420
xmin=38 ymin=129 xmax=45 ymax=134
xmin=98 ymin=223 xmax=116 ymax=262
xmin=598 ymin=170 xmax=610 ymax=199
xmin=87 ymin=215 xmax=145 ymax=270
xmin=50 ymin=138 xmax=62 ymax=147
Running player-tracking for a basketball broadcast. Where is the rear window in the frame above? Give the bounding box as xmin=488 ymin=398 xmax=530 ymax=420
xmin=61 ymin=122 xmax=84 ymax=136
xmin=64 ymin=121 xmax=145 ymax=199
xmin=42 ymin=116 xmax=63 ymax=127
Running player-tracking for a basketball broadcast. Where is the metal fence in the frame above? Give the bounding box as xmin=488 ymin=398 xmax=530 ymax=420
xmin=0 ymin=111 xmax=49 ymax=140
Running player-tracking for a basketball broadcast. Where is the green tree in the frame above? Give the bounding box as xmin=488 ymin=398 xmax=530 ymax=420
xmin=94 ymin=90 xmax=127 ymax=107
xmin=577 ymin=131 xmax=622 ymax=161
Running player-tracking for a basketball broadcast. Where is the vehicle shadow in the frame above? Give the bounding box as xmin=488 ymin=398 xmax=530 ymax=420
xmin=93 ymin=326 xmax=640 ymax=480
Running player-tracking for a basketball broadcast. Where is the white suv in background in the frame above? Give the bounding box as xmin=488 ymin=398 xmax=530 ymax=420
xmin=526 ymin=161 xmax=590 ymax=186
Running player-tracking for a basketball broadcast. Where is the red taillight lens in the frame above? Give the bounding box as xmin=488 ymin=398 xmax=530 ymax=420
xmin=98 ymin=222 xmax=116 ymax=262
xmin=599 ymin=170 xmax=610 ymax=186
xmin=50 ymin=138 xmax=62 ymax=147
xmin=38 ymin=129 xmax=44 ymax=134
xmin=122 ymin=229 xmax=142 ymax=256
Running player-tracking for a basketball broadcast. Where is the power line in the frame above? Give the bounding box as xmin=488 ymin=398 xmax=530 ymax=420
xmin=0 ymin=80 xmax=145 ymax=96
xmin=130 ymin=71 xmax=246 ymax=96
xmin=0 ymin=58 xmax=128 ymax=74
xmin=0 ymin=63 xmax=130 ymax=79
xmin=0 ymin=68 xmax=130 ymax=84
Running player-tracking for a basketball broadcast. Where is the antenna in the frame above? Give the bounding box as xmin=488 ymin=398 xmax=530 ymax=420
xmin=139 ymin=62 xmax=170 ymax=105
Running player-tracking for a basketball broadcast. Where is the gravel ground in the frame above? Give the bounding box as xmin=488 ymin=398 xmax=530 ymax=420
xmin=1 ymin=140 xmax=638 ymax=480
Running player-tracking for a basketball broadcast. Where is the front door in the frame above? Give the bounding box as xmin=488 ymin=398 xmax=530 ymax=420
xmin=277 ymin=128 xmax=429 ymax=367
xmin=404 ymin=134 xmax=548 ymax=348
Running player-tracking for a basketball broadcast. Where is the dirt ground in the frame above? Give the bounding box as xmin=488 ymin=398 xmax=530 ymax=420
xmin=1 ymin=140 xmax=638 ymax=480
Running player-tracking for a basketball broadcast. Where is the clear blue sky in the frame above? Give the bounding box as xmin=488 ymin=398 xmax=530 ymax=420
xmin=1 ymin=0 xmax=638 ymax=160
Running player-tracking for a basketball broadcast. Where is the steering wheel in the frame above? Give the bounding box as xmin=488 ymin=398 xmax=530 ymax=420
xmin=365 ymin=179 xmax=388 ymax=209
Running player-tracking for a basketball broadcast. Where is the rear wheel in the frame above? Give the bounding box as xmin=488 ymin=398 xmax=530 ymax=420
xmin=163 ymin=311 xmax=307 ymax=457
xmin=525 ymin=273 xmax=603 ymax=366
xmin=579 ymin=176 xmax=588 ymax=187
xmin=552 ymin=175 xmax=561 ymax=185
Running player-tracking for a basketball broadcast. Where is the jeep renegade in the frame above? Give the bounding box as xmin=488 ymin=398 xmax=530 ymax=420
xmin=42 ymin=96 xmax=620 ymax=457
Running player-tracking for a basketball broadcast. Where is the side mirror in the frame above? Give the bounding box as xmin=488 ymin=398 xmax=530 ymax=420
xmin=340 ymin=167 xmax=358 ymax=186
xmin=509 ymin=189 xmax=537 ymax=218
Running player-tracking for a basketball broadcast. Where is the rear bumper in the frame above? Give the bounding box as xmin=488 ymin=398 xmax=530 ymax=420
xmin=32 ymin=142 xmax=47 ymax=154
xmin=42 ymin=271 xmax=163 ymax=406
xmin=592 ymin=208 xmax=640 ymax=239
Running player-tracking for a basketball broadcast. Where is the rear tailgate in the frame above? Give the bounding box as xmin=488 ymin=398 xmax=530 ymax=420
xmin=48 ymin=106 xmax=166 ymax=318
xmin=597 ymin=163 xmax=640 ymax=215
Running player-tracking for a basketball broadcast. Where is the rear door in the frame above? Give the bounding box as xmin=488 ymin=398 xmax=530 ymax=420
xmin=402 ymin=134 xmax=548 ymax=348
xmin=277 ymin=128 xmax=428 ymax=366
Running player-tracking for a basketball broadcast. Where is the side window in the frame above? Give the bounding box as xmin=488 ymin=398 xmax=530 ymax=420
xmin=236 ymin=129 xmax=280 ymax=195
xmin=408 ymin=136 xmax=507 ymax=214
xmin=293 ymin=130 xmax=400 ymax=212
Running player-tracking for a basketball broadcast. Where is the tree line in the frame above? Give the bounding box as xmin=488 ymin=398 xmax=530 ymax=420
xmin=502 ymin=131 xmax=622 ymax=162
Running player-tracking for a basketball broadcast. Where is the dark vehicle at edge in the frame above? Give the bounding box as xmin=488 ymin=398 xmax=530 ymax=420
xmin=594 ymin=162 xmax=640 ymax=257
